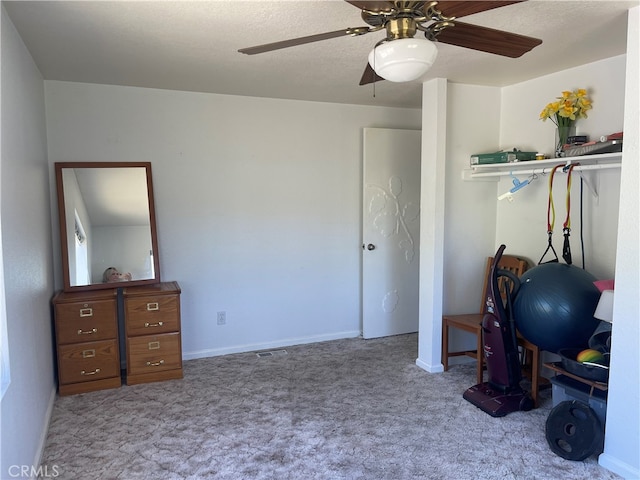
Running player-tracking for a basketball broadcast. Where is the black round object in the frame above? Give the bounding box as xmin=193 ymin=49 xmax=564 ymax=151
xmin=545 ymin=400 xmax=604 ymax=461
xmin=519 ymin=395 xmax=534 ymax=412
xmin=558 ymin=348 xmax=609 ymax=383
xmin=513 ymin=263 xmax=601 ymax=353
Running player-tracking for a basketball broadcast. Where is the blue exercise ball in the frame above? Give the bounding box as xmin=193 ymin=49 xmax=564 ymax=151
xmin=513 ymin=263 xmax=601 ymax=353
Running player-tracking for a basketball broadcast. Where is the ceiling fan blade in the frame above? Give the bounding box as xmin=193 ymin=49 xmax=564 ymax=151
xmin=344 ymin=1 xmax=395 ymax=13
xmin=434 ymin=1 xmax=525 ymax=19
xmin=359 ymin=63 xmax=386 ymax=86
xmin=239 ymin=29 xmax=353 ymax=55
xmin=435 ymin=21 xmax=542 ymax=58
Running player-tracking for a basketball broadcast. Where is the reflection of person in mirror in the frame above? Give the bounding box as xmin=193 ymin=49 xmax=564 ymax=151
xmin=103 ymin=267 xmax=132 ymax=283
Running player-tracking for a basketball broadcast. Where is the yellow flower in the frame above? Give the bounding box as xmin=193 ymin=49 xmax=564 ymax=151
xmin=539 ymin=88 xmax=593 ymax=126
xmin=539 ymin=101 xmax=562 ymax=121
xmin=559 ymin=101 xmax=577 ymax=120
xmin=577 ymin=97 xmax=592 ymax=118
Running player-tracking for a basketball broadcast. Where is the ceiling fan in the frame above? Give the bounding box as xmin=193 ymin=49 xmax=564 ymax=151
xmin=238 ymin=1 xmax=542 ymax=85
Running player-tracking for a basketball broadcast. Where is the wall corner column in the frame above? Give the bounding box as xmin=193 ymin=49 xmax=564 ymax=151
xmin=598 ymin=5 xmax=640 ymax=479
xmin=416 ymin=78 xmax=447 ymax=373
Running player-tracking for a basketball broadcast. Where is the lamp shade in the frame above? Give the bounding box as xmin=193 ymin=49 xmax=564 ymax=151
xmin=368 ymin=38 xmax=438 ymax=83
xmin=594 ymin=289 xmax=614 ymax=323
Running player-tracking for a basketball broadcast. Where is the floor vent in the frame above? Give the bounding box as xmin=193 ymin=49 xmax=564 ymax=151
xmin=256 ymin=349 xmax=288 ymax=358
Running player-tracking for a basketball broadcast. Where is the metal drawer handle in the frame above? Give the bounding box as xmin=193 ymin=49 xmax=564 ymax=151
xmin=144 ymin=321 xmax=164 ymax=328
xmin=77 ymin=328 xmax=98 ymax=335
xmin=146 ymin=360 xmax=165 ymax=367
xmin=79 ymin=308 xmax=93 ymax=317
xmin=146 ymin=302 xmax=159 ymax=311
xmin=81 ymin=368 xmax=101 ymax=376
xmin=82 ymin=349 xmax=96 ymax=358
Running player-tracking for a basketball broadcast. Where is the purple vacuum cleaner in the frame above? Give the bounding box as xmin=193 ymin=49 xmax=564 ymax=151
xmin=463 ymin=244 xmax=534 ymax=417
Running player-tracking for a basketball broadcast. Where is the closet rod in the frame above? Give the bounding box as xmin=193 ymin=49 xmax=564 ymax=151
xmin=470 ymin=162 xmax=622 ymax=178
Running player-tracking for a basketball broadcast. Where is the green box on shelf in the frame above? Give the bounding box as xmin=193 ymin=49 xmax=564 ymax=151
xmin=470 ymin=150 xmax=537 ymax=165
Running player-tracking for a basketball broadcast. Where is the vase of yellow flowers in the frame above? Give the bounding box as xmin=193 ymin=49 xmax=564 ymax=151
xmin=540 ymin=88 xmax=592 ymax=157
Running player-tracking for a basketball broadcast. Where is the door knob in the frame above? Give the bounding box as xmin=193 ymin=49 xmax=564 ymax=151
xmin=367 ymin=244 xmax=376 ymax=251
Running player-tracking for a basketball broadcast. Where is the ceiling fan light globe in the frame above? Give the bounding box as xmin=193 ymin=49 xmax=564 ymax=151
xmin=368 ymin=38 xmax=438 ymax=82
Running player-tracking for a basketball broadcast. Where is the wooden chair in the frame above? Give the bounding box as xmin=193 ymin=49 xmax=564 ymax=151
xmin=442 ymin=255 xmax=542 ymax=406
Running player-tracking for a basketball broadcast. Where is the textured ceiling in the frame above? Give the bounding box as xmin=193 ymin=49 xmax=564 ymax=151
xmin=4 ymin=0 xmax=639 ymax=109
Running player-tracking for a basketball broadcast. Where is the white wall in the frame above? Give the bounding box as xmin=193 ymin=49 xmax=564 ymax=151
xmin=444 ymin=83 xmax=501 ymax=313
xmin=416 ymin=22 xmax=637 ymax=480
xmin=416 ymin=78 xmax=447 ymax=372
xmin=498 ymin=56 xmax=625 ymax=277
xmin=435 ymin=57 xmax=627 ymax=362
xmin=498 ymin=51 xmax=639 ymax=478
xmin=44 ymin=81 xmax=422 ymax=358
xmin=439 ymin=84 xmax=502 ymax=361
xmin=0 ymin=6 xmax=56 ymax=477
xmin=599 ymin=6 xmax=640 ymax=478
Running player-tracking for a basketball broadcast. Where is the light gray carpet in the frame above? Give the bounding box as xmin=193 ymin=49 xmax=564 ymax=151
xmin=40 ymin=334 xmax=620 ymax=479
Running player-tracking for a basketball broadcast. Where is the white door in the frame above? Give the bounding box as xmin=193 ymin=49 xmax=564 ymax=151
xmin=362 ymin=128 xmax=421 ymax=339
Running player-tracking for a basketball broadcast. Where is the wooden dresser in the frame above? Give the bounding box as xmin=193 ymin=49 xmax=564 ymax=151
xmin=123 ymin=281 xmax=183 ymax=385
xmin=52 ymin=281 xmax=182 ymax=395
xmin=52 ymin=289 xmax=121 ymax=396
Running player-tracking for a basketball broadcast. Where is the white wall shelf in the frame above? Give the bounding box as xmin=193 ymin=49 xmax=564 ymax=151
xmin=462 ymin=152 xmax=622 ymax=181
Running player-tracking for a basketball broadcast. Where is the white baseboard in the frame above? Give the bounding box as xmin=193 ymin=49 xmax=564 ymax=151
xmin=182 ymin=330 xmax=362 ymax=360
xmin=415 ymin=357 xmax=444 ymax=373
xmin=598 ymin=452 xmax=640 ymax=479
xmin=34 ymin=385 xmax=57 ymax=470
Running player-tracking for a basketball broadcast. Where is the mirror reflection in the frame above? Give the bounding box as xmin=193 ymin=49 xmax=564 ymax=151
xmin=56 ymin=163 xmax=160 ymax=291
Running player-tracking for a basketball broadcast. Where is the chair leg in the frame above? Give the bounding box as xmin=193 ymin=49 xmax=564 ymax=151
xmin=442 ymin=322 xmax=449 ymax=371
xmin=531 ymin=346 xmax=540 ymax=407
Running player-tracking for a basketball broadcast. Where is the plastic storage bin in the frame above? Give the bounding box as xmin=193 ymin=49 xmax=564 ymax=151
xmin=550 ymin=374 xmax=607 ymax=426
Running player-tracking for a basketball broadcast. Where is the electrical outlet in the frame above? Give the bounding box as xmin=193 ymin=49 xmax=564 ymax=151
xmin=217 ymin=311 xmax=226 ymax=325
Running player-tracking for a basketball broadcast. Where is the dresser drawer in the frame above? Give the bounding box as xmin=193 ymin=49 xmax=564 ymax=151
xmin=58 ymin=340 xmax=120 ymax=385
xmin=125 ymin=295 xmax=179 ymax=336
xmin=127 ymin=333 xmax=182 ymax=375
xmin=55 ymin=300 xmax=118 ymax=345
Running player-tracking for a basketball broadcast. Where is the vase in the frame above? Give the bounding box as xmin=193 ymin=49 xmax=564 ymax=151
xmin=555 ymin=125 xmax=576 ymax=157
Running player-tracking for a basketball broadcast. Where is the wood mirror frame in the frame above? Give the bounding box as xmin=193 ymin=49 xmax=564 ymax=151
xmin=55 ymin=162 xmax=161 ymax=292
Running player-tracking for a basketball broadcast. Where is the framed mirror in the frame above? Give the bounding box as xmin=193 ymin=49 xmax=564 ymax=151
xmin=55 ymin=162 xmax=161 ymax=292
